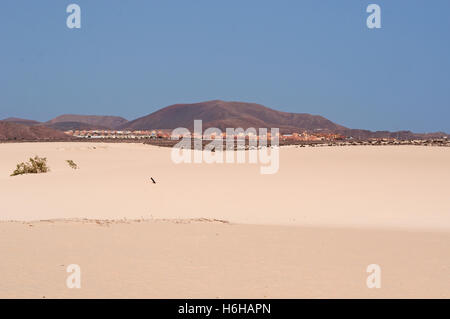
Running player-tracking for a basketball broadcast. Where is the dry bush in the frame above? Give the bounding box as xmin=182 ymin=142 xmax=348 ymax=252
xmin=11 ymin=156 xmax=50 ymax=176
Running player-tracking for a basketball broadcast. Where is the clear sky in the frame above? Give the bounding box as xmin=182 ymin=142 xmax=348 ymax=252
xmin=1 ymin=0 xmax=449 ymax=132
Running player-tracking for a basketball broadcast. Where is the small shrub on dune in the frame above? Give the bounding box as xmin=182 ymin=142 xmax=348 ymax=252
xmin=66 ymin=160 xmax=78 ymax=169
xmin=11 ymin=156 xmax=50 ymax=176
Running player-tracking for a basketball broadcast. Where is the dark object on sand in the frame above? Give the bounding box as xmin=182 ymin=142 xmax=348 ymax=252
xmin=151 ymin=177 xmax=156 ymax=184
xmin=66 ymin=159 xmax=78 ymax=169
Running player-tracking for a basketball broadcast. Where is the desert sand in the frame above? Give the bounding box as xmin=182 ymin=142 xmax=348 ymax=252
xmin=0 ymin=142 xmax=449 ymax=298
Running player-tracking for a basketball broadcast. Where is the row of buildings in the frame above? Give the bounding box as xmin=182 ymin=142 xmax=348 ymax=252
xmin=63 ymin=129 xmax=449 ymax=147
xmin=64 ymin=129 xmax=345 ymax=141
xmin=65 ymin=130 xmax=169 ymax=139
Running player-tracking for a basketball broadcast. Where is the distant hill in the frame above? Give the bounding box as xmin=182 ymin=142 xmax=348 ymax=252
xmin=44 ymin=122 xmax=110 ymax=131
xmin=2 ymin=117 xmax=41 ymax=126
xmin=0 ymin=121 xmax=71 ymax=141
xmin=47 ymin=114 xmax=128 ymax=129
xmin=2 ymin=101 xmax=447 ymax=140
xmin=120 ymin=100 xmax=346 ymax=133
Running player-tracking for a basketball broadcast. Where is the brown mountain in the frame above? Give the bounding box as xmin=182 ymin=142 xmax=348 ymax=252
xmin=120 ymin=100 xmax=346 ymax=132
xmin=0 ymin=121 xmax=71 ymax=141
xmin=47 ymin=114 xmax=128 ymax=129
xmin=44 ymin=122 xmax=110 ymax=131
xmin=2 ymin=117 xmax=41 ymax=126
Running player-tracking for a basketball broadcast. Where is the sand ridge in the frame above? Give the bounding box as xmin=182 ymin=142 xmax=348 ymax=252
xmin=0 ymin=219 xmax=449 ymax=298
xmin=1 ymin=142 xmax=449 ymax=230
xmin=1 ymin=142 xmax=449 ymax=298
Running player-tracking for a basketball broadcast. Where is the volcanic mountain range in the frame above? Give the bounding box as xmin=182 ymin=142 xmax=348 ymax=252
xmin=0 ymin=100 xmax=447 ymax=140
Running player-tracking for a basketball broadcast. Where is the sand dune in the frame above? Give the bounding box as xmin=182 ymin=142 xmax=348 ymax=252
xmin=1 ymin=142 xmax=449 ymax=230
xmin=0 ymin=142 xmax=449 ymax=298
xmin=0 ymin=220 xmax=449 ymax=298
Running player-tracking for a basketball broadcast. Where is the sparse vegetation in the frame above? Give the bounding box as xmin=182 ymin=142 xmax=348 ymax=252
xmin=10 ymin=156 xmax=50 ymax=176
xmin=66 ymin=160 xmax=78 ymax=169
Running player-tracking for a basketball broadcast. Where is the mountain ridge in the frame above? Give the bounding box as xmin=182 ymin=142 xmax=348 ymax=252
xmin=46 ymin=114 xmax=128 ymax=129
xmin=0 ymin=121 xmax=71 ymax=141
xmin=2 ymin=117 xmax=41 ymax=126
xmin=120 ymin=100 xmax=347 ymax=133
xmin=2 ymin=100 xmax=448 ymax=139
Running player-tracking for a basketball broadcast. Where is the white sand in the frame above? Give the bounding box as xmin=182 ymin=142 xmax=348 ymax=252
xmin=0 ymin=142 xmax=449 ymax=298
xmin=1 ymin=142 xmax=449 ymax=230
xmin=1 ymin=220 xmax=449 ymax=299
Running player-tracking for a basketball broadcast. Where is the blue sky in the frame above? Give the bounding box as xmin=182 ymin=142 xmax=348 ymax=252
xmin=1 ymin=1 xmax=449 ymax=132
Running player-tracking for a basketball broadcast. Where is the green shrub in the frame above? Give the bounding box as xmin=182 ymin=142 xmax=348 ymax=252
xmin=66 ymin=160 xmax=78 ymax=169
xmin=11 ymin=156 xmax=50 ymax=176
